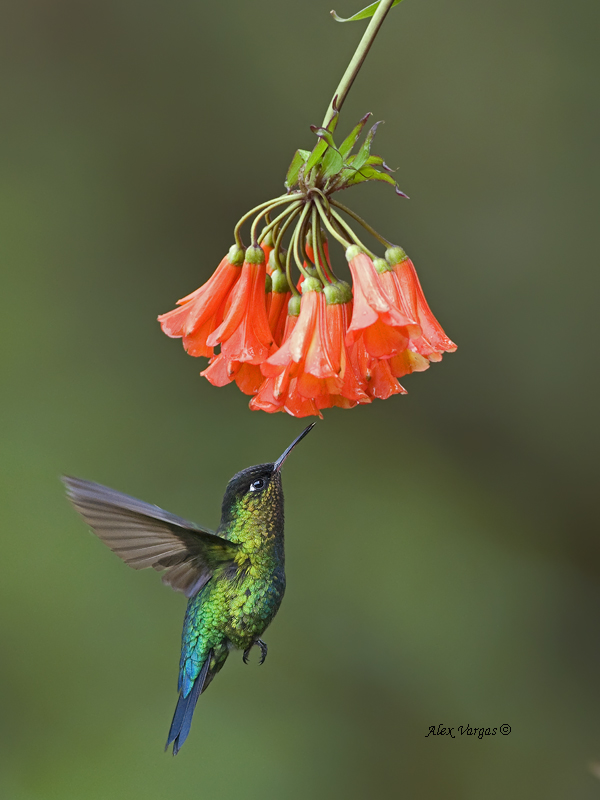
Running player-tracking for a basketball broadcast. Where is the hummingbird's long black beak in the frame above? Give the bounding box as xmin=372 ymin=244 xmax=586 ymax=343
xmin=274 ymin=423 xmax=316 ymax=472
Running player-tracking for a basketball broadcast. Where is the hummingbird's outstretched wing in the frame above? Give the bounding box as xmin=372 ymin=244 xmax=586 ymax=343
xmin=62 ymin=476 xmax=239 ymax=597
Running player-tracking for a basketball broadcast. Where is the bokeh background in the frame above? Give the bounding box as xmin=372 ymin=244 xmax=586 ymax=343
xmin=2 ymin=0 xmax=599 ymax=797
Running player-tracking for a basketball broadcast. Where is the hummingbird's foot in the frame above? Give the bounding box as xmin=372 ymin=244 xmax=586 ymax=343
xmin=242 ymin=639 xmax=268 ymax=666
xmin=256 ymin=639 xmax=268 ymax=665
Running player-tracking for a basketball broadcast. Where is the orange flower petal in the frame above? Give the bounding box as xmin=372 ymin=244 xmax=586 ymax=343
xmin=235 ymin=363 xmax=265 ymax=395
xmin=389 ymin=348 xmax=430 ymax=377
xmin=367 ymin=359 xmax=407 ymax=400
xmin=201 ymin=354 xmax=238 ymax=387
xmin=393 ymin=258 xmax=457 ymax=355
xmin=268 ymin=291 xmax=291 ymax=347
xmin=208 ymin=262 xmax=273 ymax=364
xmin=158 ymin=257 xmax=241 ymax=340
xmin=362 ymin=317 xmax=410 ymax=359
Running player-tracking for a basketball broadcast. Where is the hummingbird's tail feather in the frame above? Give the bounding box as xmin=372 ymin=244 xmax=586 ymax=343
xmin=166 ymin=649 xmax=213 ymax=756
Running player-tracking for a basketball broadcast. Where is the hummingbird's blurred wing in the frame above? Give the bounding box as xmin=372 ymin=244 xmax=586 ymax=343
xmin=62 ymin=476 xmax=239 ymax=598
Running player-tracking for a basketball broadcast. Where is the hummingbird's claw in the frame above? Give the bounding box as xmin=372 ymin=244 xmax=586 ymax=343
xmin=242 ymin=639 xmax=268 ymax=666
xmin=256 ymin=639 xmax=268 ymax=665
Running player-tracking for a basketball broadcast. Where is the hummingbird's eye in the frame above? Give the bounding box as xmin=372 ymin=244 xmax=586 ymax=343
xmin=249 ymin=478 xmax=265 ymax=492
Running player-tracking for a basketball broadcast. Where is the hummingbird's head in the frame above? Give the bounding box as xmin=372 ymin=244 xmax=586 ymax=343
xmin=219 ymin=424 xmax=315 ymax=535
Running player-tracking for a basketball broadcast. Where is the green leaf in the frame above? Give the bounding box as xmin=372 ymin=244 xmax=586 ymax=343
xmin=285 ymin=149 xmax=311 ymax=188
xmin=321 ymin=147 xmax=344 ymax=179
xmin=326 ymin=110 xmax=340 ymax=134
xmin=345 ymin=166 xmax=397 ymax=188
xmin=331 ymin=0 xmax=405 ymax=24
xmin=304 ymin=139 xmax=328 ymax=175
xmin=351 ymin=121 xmax=382 ymax=172
xmin=305 ymin=126 xmax=342 ymax=179
xmin=310 ymin=126 xmax=338 ymax=151
xmin=363 ymin=155 xmax=396 ymax=171
xmin=339 ymin=113 xmax=372 ymax=159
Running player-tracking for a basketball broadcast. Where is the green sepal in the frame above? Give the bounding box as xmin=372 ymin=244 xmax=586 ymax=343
xmin=245 ymin=244 xmax=265 ymax=265
xmin=271 ymin=268 xmax=291 ymax=293
xmin=264 ymin=273 xmax=273 ymax=294
xmin=261 ymin=228 xmax=274 ymax=248
xmin=301 ymin=276 xmax=323 ymax=293
xmin=373 ymin=257 xmax=392 ymax=274
xmin=331 ymin=0 xmax=405 ymax=24
xmin=345 ymin=245 xmax=363 ymax=262
xmin=385 ymin=246 xmax=408 ymax=266
xmin=285 ymin=149 xmax=311 ymax=189
xmin=228 ymin=244 xmax=245 ymax=266
xmin=324 ymin=279 xmax=352 ymax=305
xmin=288 ymin=295 xmax=301 ymax=316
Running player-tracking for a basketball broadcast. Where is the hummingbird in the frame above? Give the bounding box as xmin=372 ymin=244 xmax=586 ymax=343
xmin=62 ymin=423 xmax=315 ymax=755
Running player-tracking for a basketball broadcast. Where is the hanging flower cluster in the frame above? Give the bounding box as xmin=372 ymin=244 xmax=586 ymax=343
xmin=158 ymin=112 xmax=456 ymax=418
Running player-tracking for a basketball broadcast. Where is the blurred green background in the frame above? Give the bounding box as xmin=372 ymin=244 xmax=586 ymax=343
xmin=1 ymin=0 xmax=599 ymax=797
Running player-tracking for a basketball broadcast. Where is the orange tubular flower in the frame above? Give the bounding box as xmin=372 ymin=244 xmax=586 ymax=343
xmin=349 ymin=335 xmax=407 ymax=400
xmin=254 ymin=279 xmax=372 ymax=417
xmin=201 ymin=355 xmax=264 ymax=395
xmin=206 ymin=245 xmax=273 ymax=365
xmin=345 ymin=247 xmax=421 ymax=359
xmin=313 ymin=284 xmax=370 ymax=409
xmin=251 ymin=303 xmax=321 ymax=418
xmin=385 ymin=246 xmax=457 ymax=365
xmin=261 ymin=280 xmax=320 ymax=379
xmin=267 ymin=262 xmax=292 ymax=347
xmin=157 ymin=244 xmax=244 ymax=357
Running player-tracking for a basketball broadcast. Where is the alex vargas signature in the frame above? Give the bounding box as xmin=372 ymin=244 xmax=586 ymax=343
xmin=426 ymin=723 xmax=511 ymax=739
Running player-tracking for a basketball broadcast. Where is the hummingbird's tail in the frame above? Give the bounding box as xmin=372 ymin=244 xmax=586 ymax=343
xmin=166 ymin=649 xmax=214 ymax=756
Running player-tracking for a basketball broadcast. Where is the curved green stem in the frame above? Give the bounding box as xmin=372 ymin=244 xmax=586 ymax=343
xmin=314 ymin=196 xmax=352 ymax=248
xmin=257 ymin=201 xmax=303 ymax=244
xmin=234 ymin=193 xmax=302 ymax=248
xmin=311 ymin=206 xmax=333 ymax=285
xmin=330 ymin=199 xmax=393 ymax=248
xmin=273 ymin=205 xmax=302 ymax=275
xmin=250 ymin=195 xmax=303 ymax=246
xmin=292 ymin=204 xmax=313 ymax=279
xmin=285 ymin=233 xmax=300 ymax=297
xmin=316 ymin=224 xmax=337 ymax=283
xmin=322 ymin=0 xmax=397 ymax=128
xmin=328 ymin=207 xmax=377 ymax=259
